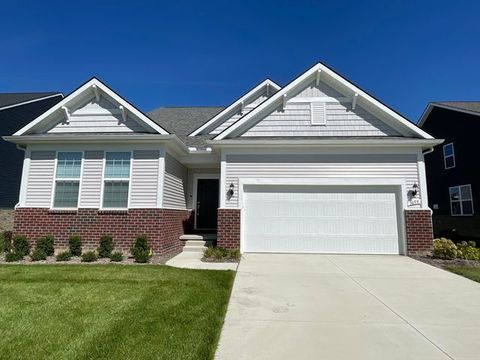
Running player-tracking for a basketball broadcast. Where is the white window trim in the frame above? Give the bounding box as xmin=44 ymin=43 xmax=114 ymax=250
xmin=443 ymin=143 xmax=455 ymax=169
xmin=310 ymin=102 xmax=327 ymax=126
xmin=50 ymin=151 xmax=84 ymax=210
xmin=449 ymin=184 xmax=474 ymax=216
xmin=100 ymin=151 xmax=133 ymax=210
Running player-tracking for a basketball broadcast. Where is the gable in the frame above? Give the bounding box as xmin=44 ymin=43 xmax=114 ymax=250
xmin=213 ymin=63 xmax=432 ymax=140
xmin=241 ymin=80 xmax=401 ymax=137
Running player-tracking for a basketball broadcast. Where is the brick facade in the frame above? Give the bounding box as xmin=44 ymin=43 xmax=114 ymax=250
xmin=217 ymin=208 xmax=241 ymax=249
xmin=405 ymin=209 xmax=434 ymax=255
xmin=13 ymin=208 xmax=192 ymax=255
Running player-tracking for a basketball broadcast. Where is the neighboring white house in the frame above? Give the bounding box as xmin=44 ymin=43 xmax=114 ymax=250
xmin=3 ymin=63 xmax=442 ymax=255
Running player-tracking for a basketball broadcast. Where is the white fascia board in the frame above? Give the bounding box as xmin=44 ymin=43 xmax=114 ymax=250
xmin=0 ymin=93 xmax=63 ymax=112
xmin=213 ymin=63 xmax=434 ymax=140
xmin=188 ymin=79 xmax=281 ymax=136
xmin=13 ymin=78 xmax=169 ymax=136
xmin=418 ymin=103 xmax=480 ymax=127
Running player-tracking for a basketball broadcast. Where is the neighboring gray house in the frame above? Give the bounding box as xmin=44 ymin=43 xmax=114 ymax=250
xmin=3 ymin=63 xmax=441 ymax=255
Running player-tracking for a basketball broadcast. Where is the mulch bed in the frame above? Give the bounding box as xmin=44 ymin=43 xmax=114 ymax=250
xmin=411 ymin=255 xmax=480 ymax=270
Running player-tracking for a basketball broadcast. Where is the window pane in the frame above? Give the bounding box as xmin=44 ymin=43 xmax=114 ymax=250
xmin=105 ymin=152 xmax=130 ymax=178
xmin=450 ymin=187 xmax=460 ymax=201
xmin=445 ymin=156 xmax=455 ymax=169
xmin=461 ymin=185 xmax=472 ymax=200
xmin=53 ymin=181 xmax=79 ymax=208
xmin=462 ymin=201 xmax=473 ymax=215
xmin=57 ymin=152 xmax=82 ymax=178
xmin=103 ymin=181 xmax=129 ymax=208
xmin=451 ymin=201 xmax=462 ymax=215
xmin=444 ymin=143 xmax=454 ymax=157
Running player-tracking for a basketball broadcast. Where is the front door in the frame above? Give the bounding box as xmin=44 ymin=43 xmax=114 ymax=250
xmin=195 ymin=178 xmax=219 ymax=230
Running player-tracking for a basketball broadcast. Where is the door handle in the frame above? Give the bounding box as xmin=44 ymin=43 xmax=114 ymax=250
xmin=196 ymin=201 xmax=200 ymax=216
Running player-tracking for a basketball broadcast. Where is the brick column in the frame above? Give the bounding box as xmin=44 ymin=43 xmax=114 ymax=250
xmin=217 ymin=208 xmax=241 ymax=249
xmin=405 ymin=209 xmax=434 ymax=255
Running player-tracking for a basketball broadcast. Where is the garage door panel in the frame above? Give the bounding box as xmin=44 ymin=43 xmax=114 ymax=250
xmin=243 ymin=186 xmax=400 ymax=254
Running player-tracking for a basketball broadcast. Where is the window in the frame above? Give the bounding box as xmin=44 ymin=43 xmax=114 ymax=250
xmin=53 ymin=152 xmax=82 ymax=208
xmin=443 ymin=143 xmax=455 ymax=169
xmin=103 ymin=152 xmax=130 ymax=208
xmin=310 ymin=102 xmax=326 ymax=125
xmin=450 ymin=184 xmax=474 ymax=216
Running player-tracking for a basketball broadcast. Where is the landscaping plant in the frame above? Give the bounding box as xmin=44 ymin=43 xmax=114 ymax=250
xmin=0 ymin=231 xmax=13 ymax=253
xmin=68 ymin=235 xmax=82 ymax=256
xmin=30 ymin=249 xmax=47 ymax=261
xmin=456 ymin=241 xmax=480 ymax=261
xmin=131 ymin=235 xmax=152 ymax=263
xmin=56 ymin=251 xmax=72 ymax=262
xmin=98 ymin=235 xmax=114 ymax=258
xmin=204 ymin=247 xmax=240 ymax=262
xmin=81 ymin=251 xmax=98 ymax=262
xmin=12 ymin=235 xmax=30 ymax=256
xmin=5 ymin=251 xmax=24 ymax=262
xmin=35 ymin=236 xmax=55 ymax=256
xmin=110 ymin=251 xmax=124 ymax=262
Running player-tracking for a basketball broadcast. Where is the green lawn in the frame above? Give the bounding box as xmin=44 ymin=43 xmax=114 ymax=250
xmin=0 ymin=265 xmax=235 ymax=360
xmin=446 ymin=265 xmax=480 ymax=283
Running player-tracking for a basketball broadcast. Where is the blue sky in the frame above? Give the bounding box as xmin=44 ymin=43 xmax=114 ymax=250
xmin=1 ymin=0 xmax=478 ymax=121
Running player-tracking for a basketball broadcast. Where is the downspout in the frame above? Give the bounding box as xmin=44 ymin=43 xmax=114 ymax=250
xmin=422 ymin=147 xmax=434 ymax=155
xmin=14 ymin=145 xmax=27 ymax=209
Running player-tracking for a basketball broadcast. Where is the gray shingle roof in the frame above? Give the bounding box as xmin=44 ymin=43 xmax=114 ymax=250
xmin=147 ymin=107 xmax=223 ymax=148
xmin=0 ymin=92 xmax=61 ymax=109
xmin=433 ymin=102 xmax=480 ymax=115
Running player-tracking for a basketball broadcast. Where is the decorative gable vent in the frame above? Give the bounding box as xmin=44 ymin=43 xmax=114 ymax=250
xmin=310 ymin=102 xmax=326 ymax=125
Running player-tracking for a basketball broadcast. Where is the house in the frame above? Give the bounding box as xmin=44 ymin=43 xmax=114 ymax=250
xmin=2 ymin=63 xmax=442 ymax=255
xmin=419 ymin=102 xmax=480 ymax=240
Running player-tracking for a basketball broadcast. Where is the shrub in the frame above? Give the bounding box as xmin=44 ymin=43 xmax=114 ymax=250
xmin=110 ymin=251 xmax=124 ymax=262
xmin=56 ymin=251 xmax=72 ymax=262
xmin=133 ymin=250 xmax=151 ymax=263
xmin=35 ymin=236 xmax=55 ymax=256
xmin=30 ymin=249 xmax=47 ymax=261
xmin=203 ymin=247 xmax=240 ymax=261
xmin=130 ymin=235 xmax=149 ymax=255
xmin=98 ymin=235 xmax=114 ymax=258
xmin=228 ymin=249 xmax=241 ymax=261
xmin=433 ymin=238 xmax=458 ymax=260
xmin=68 ymin=235 xmax=82 ymax=256
xmin=1 ymin=231 xmax=13 ymax=253
xmin=12 ymin=236 xmax=30 ymax=256
xmin=5 ymin=251 xmax=24 ymax=262
xmin=81 ymin=251 xmax=98 ymax=262
xmin=456 ymin=241 xmax=480 ymax=261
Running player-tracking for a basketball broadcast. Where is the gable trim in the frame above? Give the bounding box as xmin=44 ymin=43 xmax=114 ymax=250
xmin=0 ymin=93 xmax=63 ymax=112
xmin=213 ymin=63 xmax=433 ymax=140
xmin=14 ymin=78 xmax=169 ymax=136
xmin=418 ymin=103 xmax=480 ymax=127
xmin=188 ymin=79 xmax=281 ymax=136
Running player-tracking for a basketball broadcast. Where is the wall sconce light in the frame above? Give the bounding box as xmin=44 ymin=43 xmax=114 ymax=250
xmin=227 ymin=183 xmax=234 ymax=198
xmin=411 ymin=183 xmax=419 ymax=197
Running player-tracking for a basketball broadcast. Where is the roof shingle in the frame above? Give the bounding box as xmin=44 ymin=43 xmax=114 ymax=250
xmin=0 ymin=92 xmax=62 ymax=109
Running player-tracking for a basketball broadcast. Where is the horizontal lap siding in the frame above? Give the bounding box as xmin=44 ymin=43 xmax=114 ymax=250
xmin=130 ymin=150 xmax=159 ymax=208
xmin=163 ymin=153 xmax=187 ymax=209
xmin=79 ymin=151 xmax=103 ymax=208
xmin=25 ymin=151 xmax=55 ymax=207
xmin=225 ymin=154 xmax=419 ymax=208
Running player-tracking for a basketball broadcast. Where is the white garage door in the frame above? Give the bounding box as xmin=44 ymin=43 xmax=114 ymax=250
xmin=243 ymin=185 xmax=401 ymax=254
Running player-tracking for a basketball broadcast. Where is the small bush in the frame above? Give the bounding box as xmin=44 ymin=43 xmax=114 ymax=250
xmin=56 ymin=251 xmax=72 ymax=262
xmin=68 ymin=235 xmax=82 ymax=256
xmin=131 ymin=235 xmax=150 ymax=256
xmin=204 ymin=247 xmax=240 ymax=261
xmin=228 ymin=249 xmax=241 ymax=261
xmin=110 ymin=251 xmax=124 ymax=262
xmin=433 ymin=238 xmax=458 ymax=260
xmin=5 ymin=251 xmax=24 ymax=262
xmin=30 ymin=249 xmax=47 ymax=261
xmin=1 ymin=231 xmax=13 ymax=253
xmin=98 ymin=235 xmax=114 ymax=258
xmin=12 ymin=235 xmax=30 ymax=256
xmin=35 ymin=236 xmax=54 ymax=256
xmin=81 ymin=251 xmax=98 ymax=262
xmin=457 ymin=241 xmax=480 ymax=261
xmin=133 ymin=250 xmax=151 ymax=263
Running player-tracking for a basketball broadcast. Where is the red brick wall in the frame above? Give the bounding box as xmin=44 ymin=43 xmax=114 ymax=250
xmin=13 ymin=208 xmax=192 ymax=255
xmin=217 ymin=208 xmax=240 ymax=249
xmin=405 ymin=209 xmax=434 ymax=255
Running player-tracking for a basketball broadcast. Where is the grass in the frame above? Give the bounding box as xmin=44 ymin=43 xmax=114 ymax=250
xmin=0 ymin=265 xmax=235 ymax=360
xmin=446 ymin=265 xmax=480 ymax=283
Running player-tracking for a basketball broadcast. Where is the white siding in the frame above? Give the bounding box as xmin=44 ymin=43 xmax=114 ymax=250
xmin=130 ymin=150 xmax=160 ymax=208
xmin=79 ymin=151 xmax=103 ymax=208
xmin=224 ymin=154 xmax=419 ymax=208
xmin=46 ymin=97 xmax=146 ymax=133
xmin=163 ymin=153 xmax=187 ymax=209
xmin=25 ymin=151 xmax=55 ymax=207
xmin=241 ymin=80 xmax=400 ymax=137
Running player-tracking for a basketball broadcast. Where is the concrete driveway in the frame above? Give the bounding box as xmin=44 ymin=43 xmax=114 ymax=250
xmin=215 ymin=254 xmax=480 ymax=360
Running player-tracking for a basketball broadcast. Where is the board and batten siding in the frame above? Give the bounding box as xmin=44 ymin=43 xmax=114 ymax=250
xmin=163 ymin=153 xmax=188 ymax=209
xmin=78 ymin=151 xmax=103 ymax=208
xmin=45 ymin=97 xmax=146 ymax=133
xmin=241 ymin=80 xmax=401 ymax=137
xmin=25 ymin=151 xmax=56 ymax=207
xmin=130 ymin=150 xmax=160 ymax=208
xmin=224 ymin=154 xmax=420 ymax=208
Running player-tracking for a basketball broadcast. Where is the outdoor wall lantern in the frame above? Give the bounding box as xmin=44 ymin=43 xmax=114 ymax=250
xmin=411 ymin=183 xmax=419 ymax=197
xmin=227 ymin=183 xmax=235 ymax=199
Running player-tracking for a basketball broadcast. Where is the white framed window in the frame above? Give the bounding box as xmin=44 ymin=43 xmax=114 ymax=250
xmin=443 ymin=143 xmax=455 ymax=169
xmin=310 ymin=102 xmax=326 ymax=125
xmin=102 ymin=152 xmax=131 ymax=208
xmin=450 ymin=184 xmax=474 ymax=216
xmin=53 ymin=152 xmax=82 ymax=208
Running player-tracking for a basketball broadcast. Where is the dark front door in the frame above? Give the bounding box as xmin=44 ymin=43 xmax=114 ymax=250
xmin=196 ymin=178 xmax=219 ymax=229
